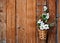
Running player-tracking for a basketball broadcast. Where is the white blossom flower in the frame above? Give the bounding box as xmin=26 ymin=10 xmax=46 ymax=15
xmin=37 ymin=19 xmax=44 ymax=25
xmin=46 ymin=13 xmax=49 ymax=19
xmin=40 ymin=25 xmax=44 ymax=30
xmin=40 ymin=24 xmax=49 ymax=30
xmin=43 ymin=6 xmax=48 ymax=11
xmin=44 ymin=24 xmax=49 ymax=30
xmin=41 ymin=22 xmax=44 ymax=26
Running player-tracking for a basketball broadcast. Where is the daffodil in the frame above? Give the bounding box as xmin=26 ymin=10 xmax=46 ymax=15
xmin=37 ymin=19 xmax=44 ymax=26
xmin=43 ymin=6 xmax=48 ymax=11
xmin=44 ymin=24 xmax=49 ymax=30
xmin=40 ymin=25 xmax=44 ymax=30
xmin=39 ymin=24 xmax=49 ymax=30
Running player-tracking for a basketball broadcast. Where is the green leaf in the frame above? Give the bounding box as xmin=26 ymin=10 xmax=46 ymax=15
xmin=37 ymin=23 xmax=41 ymax=26
xmin=45 ymin=9 xmax=49 ymax=13
xmin=49 ymin=23 xmax=55 ymax=28
xmin=42 ymin=15 xmax=46 ymax=18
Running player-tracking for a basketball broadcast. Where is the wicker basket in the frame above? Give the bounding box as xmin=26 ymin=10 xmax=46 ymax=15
xmin=38 ymin=29 xmax=48 ymax=40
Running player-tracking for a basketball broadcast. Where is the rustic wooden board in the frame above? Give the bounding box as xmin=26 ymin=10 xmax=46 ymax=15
xmin=47 ymin=0 xmax=56 ymax=43
xmin=58 ymin=0 xmax=60 ymax=43
xmin=58 ymin=18 xmax=60 ymax=43
xmin=6 ymin=0 xmax=16 ymax=43
xmin=16 ymin=0 xmax=36 ymax=43
xmin=0 ymin=0 xmax=7 ymax=43
xmin=26 ymin=0 xmax=36 ymax=43
xmin=58 ymin=0 xmax=60 ymax=14
xmin=16 ymin=0 xmax=27 ymax=43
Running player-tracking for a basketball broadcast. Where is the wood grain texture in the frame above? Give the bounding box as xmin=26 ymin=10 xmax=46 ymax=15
xmin=47 ymin=0 xmax=56 ymax=43
xmin=0 ymin=0 xmax=7 ymax=43
xmin=58 ymin=0 xmax=60 ymax=14
xmin=26 ymin=0 xmax=36 ymax=43
xmin=16 ymin=0 xmax=36 ymax=43
xmin=58 ymin=0 xmax=60 ymax=43
xmin=0 ymin=0 xmax=56 ymax=43
xmin=16 ymin=0 xmax=27 ymax=43
xmin=6 ymin=0 xmax=16 ymax=43
xmin=58 ymin=18 xmax=60 ymax=43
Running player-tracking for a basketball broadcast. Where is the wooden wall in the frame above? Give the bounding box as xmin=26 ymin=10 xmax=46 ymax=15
xmin=16 ymin=0 xmax=36 ymax=43
xmin=6 ymin=0 xmax=16 ymax=43
xmin=58 ymin=0 xmax=60 ymax=43
xmin=0 ymin=0 xmax=58 ymax=43
xmin=6 ymin=0 xmax=36 ymax=43
xmin=0 ymin=0 xmax=7 ymax=43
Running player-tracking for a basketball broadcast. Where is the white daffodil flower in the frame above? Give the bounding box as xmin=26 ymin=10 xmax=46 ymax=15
xmin=46 ymin=13 xmax=49 ymax=19
xmin=43 ymin=6 xmax=47 ymax=11
xmin=40 ymin=21 xmax=44 ymax=26
xmin=37 ymin=19 xmax=44 ymax=25
xmin=40 ymin=25 xmax=44 ymax=30
xmin=40 ymin=24 xmax=49 ymax=30
xmin=44 ymin=24 xmax=49 ymax=30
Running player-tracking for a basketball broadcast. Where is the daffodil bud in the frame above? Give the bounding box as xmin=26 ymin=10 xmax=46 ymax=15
xmin=43 ymin=6 xmax=48 ymax=11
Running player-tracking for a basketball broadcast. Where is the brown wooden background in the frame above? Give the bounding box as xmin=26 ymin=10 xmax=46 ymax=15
xmin=58 ymin=0 xmax=60 ymax=43
xmin=0 ymin=0 xmax=59 ymax=43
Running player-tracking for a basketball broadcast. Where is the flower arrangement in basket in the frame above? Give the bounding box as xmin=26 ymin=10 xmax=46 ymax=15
xmin=37 ymin=6 xmax=55 ymax=40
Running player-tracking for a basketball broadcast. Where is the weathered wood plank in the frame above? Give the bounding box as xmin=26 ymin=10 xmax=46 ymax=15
xmin=6 ymin=0 xmax=16 ymax=43
xmin=16 ymin=0 xmax=27 ymax=43
xmin=58 ymin=0 xmax=60 ymax=43
xmin=58 ymin=18 xmax=60 ymax=43
xmin=37 ymin=0 xmax=46 ymax=5
xmin=26 ymin=0 xmax=36 ymax=43
xmin=58 ymin=0 xmax=60 ymax=14
xmin=47 ymin=0 xmax=56 ymax=43
xmin=0 ymin=0 xmax=6 ymax=43
xmin=16 ymin=0 xmax=36 ymax=43
xmin=2 ymin=0 xmax=7 ymax=43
